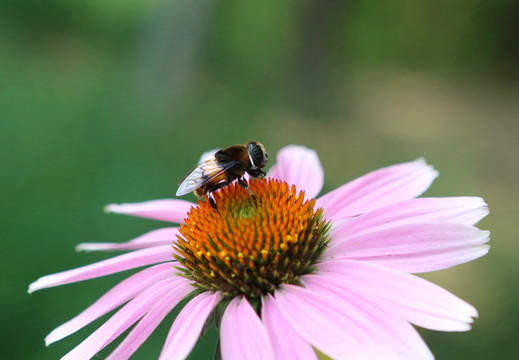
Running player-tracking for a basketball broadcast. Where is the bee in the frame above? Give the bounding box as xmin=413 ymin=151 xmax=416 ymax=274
xmin=176 ymin=141 xmax=269 ymax=209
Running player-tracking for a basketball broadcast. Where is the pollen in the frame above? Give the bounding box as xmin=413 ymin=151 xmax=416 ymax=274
xmin=174 ymin=178 xmax=330 ymax=300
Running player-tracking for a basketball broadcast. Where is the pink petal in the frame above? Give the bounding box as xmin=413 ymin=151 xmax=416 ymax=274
xmin=220 ymin=296 xmax=275 ymax=360
xmin=261 ymin=294 xmax=317 ymax=360
xmin=61 ymin=277 xmax=192 ymax=360
xmin=45 ymin=263 xmax=176 ymax=345
xmin=275 ymin=284 xmax=401 ymax=359
xmin=317 ymin=158 xmax=438 ymax=220
xmin=324 ymin=222 xmax=489 ymax=273
xmin=159 ymin=291 xmax=222 ymax=360
xmin=302 ymin=275 xmax=434 ymax=359
xmin=316 ymin=260 xmax=478 ymax=331
xmin=28 ymin=245 xmax=175 ymax=293
xmin=76 ymin=227 xmax=179 ymax=252
xmin=198 ymin=148 xmax=218 ymax=163
xmin=268 ymin=145 xmax=324 ymax=199
xmin=107 ymin=285 xmax=201 ymax=360
xmin=105 ymin=199 xmax=194 ymax=223
xmin=333 ymin=197 xmax=489 ymax=239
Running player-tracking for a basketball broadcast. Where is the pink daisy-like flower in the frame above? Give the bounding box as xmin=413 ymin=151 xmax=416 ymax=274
xmin=29 ymin=145 xmax=490 ymax=360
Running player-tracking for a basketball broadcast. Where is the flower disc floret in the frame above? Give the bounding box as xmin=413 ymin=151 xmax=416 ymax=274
xmin=174 ymin=179 xmax=330 ymax=300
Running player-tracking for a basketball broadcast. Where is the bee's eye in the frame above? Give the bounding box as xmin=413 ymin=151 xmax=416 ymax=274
xmin=249 ymin=144 xmax=267 ymax=168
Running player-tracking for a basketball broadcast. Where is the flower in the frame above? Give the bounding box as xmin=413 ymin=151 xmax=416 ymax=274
xmin=29 ymin=145 xmax=490 ymax=360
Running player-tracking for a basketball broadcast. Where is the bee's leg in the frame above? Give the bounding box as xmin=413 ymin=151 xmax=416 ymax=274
xmin=206 ymin=180 xmax=231 ymax=194
xmin=204 ymin=181 xmax=233 ymax=212
xmin=208 ymin=193 xmax=218 ymax=212
xmin=246 ymin=168 xmax=266 ymax=179
xmin=237 ymin=177 xmax=256 ymax=199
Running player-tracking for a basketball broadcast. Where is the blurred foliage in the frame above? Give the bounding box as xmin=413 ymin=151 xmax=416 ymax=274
xmin=1 ymin=0 xmax=518 ymax=359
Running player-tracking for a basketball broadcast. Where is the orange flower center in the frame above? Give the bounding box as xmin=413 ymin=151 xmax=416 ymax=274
xmin=174 ymin=178 xmax=330 ymax=300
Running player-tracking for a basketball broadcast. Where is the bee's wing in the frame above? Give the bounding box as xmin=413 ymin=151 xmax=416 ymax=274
xmin=176 ymin=158 xmax=239 ymax=196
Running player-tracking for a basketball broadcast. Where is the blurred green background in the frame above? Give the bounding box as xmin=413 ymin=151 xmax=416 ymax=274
xmin=2 ymin=0 xmax=518 ymax=359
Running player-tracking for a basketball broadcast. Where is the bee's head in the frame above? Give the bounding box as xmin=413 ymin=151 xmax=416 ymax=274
xmin=247 ymin=141 xmax=268 ymax=169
